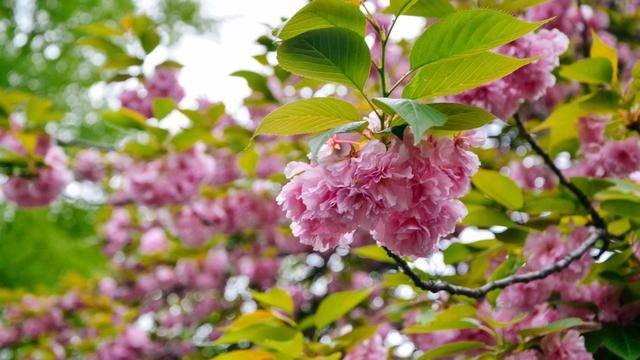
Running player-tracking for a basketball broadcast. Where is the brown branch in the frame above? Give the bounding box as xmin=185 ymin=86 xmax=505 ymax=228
xmin=383 ymin=230 xmax=601 ymax=298
xmin=381 ymin=114 xmax=614 ymax=298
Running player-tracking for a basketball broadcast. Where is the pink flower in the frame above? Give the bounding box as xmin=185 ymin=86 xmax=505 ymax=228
xmin=509 ymin=160 xmax=556 ymax=190
xmin=120 ymin=67 xmax=185 ymax=119
xmin=577 ymin=116 xmax=606 ymax=152
xmin=174 ymin=207 xmax=213 ymax=247
xmin=540 ymin=330 xmax=592 ymax=360
xmin=2 ymin=140 xmax=71 ymax=207
xmin=505 ymin=350 xmax=541 ymax=360
xmin=601 ymin=138 xmax=640 ymax=177
xmin=124 ymin=144 xmax=213 ymax=206
xmin=139 ymin=227 xmax=168 ymax=254
xmin=278 ymin=132 xmax=480 ymax=257
xmin=73 ymin=149 xmax=105 ymax=182
xmin=343 ymin=334 xmax=387 ymax=360
xmin=447 ymin=29 xmax=568 ymax=120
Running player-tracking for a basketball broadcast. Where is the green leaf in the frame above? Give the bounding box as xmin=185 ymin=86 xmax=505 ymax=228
xmin=429 ymin=103 xmax=495 ymax=130
xmin=472 ymin=169 xmax=524 ymax=209
xmin=405 ymin=304 xmax=479 ymax=334
xmin=418 ymin=341 xmax=487 ymax=359
xmin=231 ymin=70 xmax=277 ymax=102
xmin=278 ymin=0 xmax=366 ymax=40
xmin=478 ymin=0 xmax=550 ymax=12
xmin=518 ymin=318 xmax=586 ymax=337
xmin=352 ymin=245 xmax=394 ymax=264
xmin=591 ymin=30 xmax=618 ymax=84
xmin=277 ymin=28 xmax=371 ymax=89
xmin=559 ymin=57 xmax=613 ymax=84
xmin=601 ymin=199 xmax=640 ymax=219
xmin=213 ymin=350 xmax=276 ymax=360
xmin=238 ymin=144 xmax=260 ymax=178
xmin=522 ymin=197 xmax=576 ymax=215
xmin=255 ymin=98 xmax=361 ymax=136
xmin=262 ymin=331 xmax=304 ymax=357
xmin=152 ymin=97 xmax=177 ymax=119
xmin=385 ymin=0 xmax=455 ymax=18
xmin=535 ymin=91 xmax=620 ymax=150
xmin=308 ymin=121 xmax=366 ymax=161
xmin=139 ymin=28 xmax=160 ymax=53
xmin=403 ymin=52 xmax=536 ymax=99
xmin=335 ymin=325 xmax=379 ymax=351
xmin=315 ymin=288 xmax=372 ymax=329
xmin=216 ymin=323 xmax=298 ymax=345
xmin=171 ymin=128 xmax=215 ymax=152
xmin=103 ymin=108 xmax=148 ymax=130
xmin=410 ymin=9 xmax=545 ymax=69
xmin=252 ymin=288 xmax=295 ymax=316
xmin=462 ymin=207 xmax=517 ymax=228
xmin=602 ymin=326 xmax=640 ymax=360
xmin=373 ymin=98 xmax=446 ymax=144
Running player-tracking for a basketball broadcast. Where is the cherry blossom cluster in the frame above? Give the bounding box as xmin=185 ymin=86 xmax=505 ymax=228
xmin=568 ymin=116 xmax=640 ymax=178
xmin=278 ymin=130 xmax=482 ymax=257
xmin=119 ymin=68 xmax=185 ymax=118
xmin=0 ymin=131 xmax=71 ymax=207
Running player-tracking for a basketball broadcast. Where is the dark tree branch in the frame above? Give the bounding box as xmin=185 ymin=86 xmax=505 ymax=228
xmin=383 ymin=230 xmax=601 ymax=298
xmin=381 ymin=114 xmax=615 ymax=298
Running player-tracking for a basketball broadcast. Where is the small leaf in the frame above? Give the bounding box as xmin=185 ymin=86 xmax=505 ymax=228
xmin=472 ymin=169 xmax=524 ymax=209
xmin=591 ymin=30 xmax=618 ymax=84
xmin=152 ymin=98 xmax=177 ymax=119
xmin=352 ymin=245 xmax=394 ymax=264
xmin=308 ymin=121 xmax=366 ymax=161
xmin=384 ymin=0 xmax=455 ymax=18
xmin=559 ymin=57 xmax=613 ymax=84
xmin=255 ymin=98 xmax=361 ymax=136
xmin=518 ymin=318 xmax=586 ymax=337
xmin=429 ymin=103 xmax=495 ymax=130
xmin=278 ymin=0 xmax=366 ymax=40
xmin=462 ymin=207 xmax=517 ymax=228
xmin=277 ymin=28 xmax=371 ymax=89
xmin=231 ymin=71 xmax=277 ymax=102
xmin=252 ymin=288 xmax=295 ymax=315
xmin=335 ymin=325 xmax=379 ymax=351
xmin=238 ymin=144 xmax=260 ymax=178
xmin=373 ymin=98 xmax=446 ymax=144
xmin=410 ymin=9 xmax=546 ymax=69
xmin=403 ymin=52 xmax=536 ymax=99
xmin=213 ymin=350 xmax=276 ymax=360
xmin=315 ymin=288 xmax=372 ymax=329
xmin=418 ymin=341 xmax=487 ymax=359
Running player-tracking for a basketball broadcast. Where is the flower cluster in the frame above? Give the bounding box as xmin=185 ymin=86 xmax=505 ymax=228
xmin=119 ymin=68 xmax=185 ymax=118
xmin=1 ymin=134 xmax=71 ymax=207
xmin=278 ymin=130 xmax=481 ymax=257
xmin=120 ymin=144 xmax=214 ymax=206
xmin=448 ymin=29 xmax=568 ymax=120
xmin=568 ymin=116 xmax=640 ymax=178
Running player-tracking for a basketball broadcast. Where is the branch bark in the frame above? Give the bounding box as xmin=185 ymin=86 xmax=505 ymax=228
xmin=382 ymin=114 xmax=613 ymax=298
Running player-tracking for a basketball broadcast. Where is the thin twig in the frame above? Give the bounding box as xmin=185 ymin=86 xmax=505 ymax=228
xmin=383 ymin=230 xmax=601 ymax=298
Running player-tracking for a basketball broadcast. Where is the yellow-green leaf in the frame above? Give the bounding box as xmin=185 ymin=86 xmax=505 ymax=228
xmin=472 ymin=169 xmax=524 ymax=209
xmin=315 ymin=288 xmax=372 ymax=329
xmin=255 ymin=98 xmax=361 ymax=136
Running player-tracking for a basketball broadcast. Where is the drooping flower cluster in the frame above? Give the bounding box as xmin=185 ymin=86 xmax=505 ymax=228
xmin=278 ymin=130 xmax=481 ymax=257
xmin=1 ymin=134 xmax=71 ymax=207
xmin=119 ymin=68 xmax=185 ymax=118
xmin=447 ymin=29 xmax=569 ymax=120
